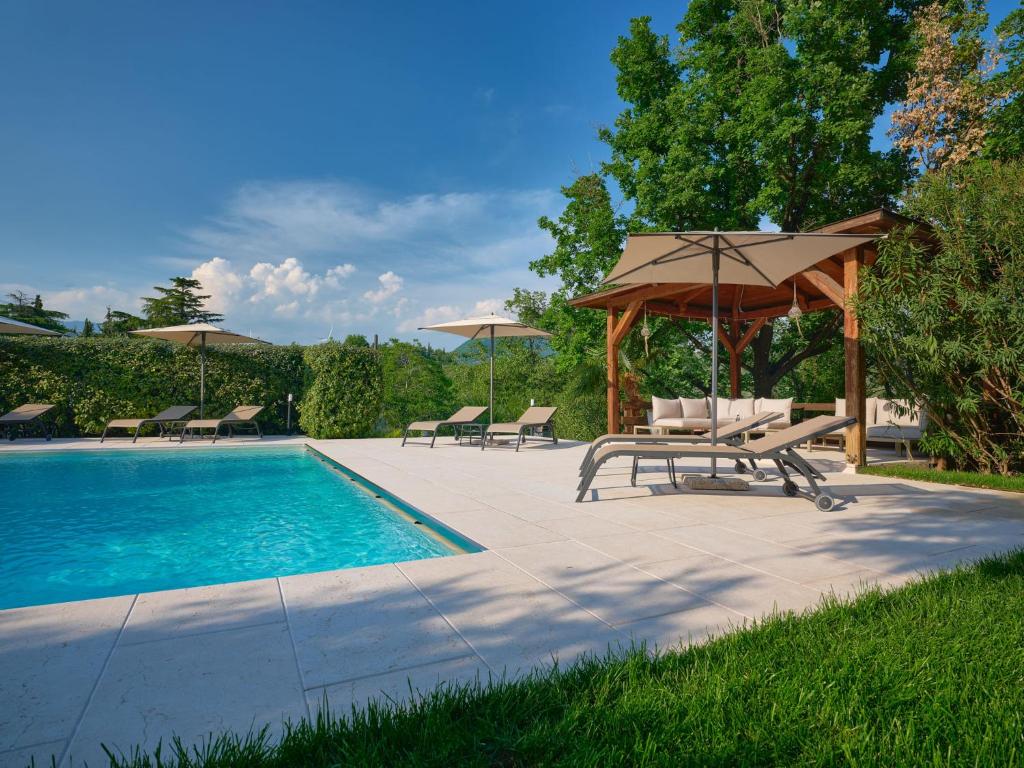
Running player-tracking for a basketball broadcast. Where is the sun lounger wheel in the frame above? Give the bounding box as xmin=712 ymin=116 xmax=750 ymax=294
xmin=751 ymin=468 xmax=768 ymax=482
xmin=814 ymin=494 xmax=835 ymax=512
xmin=782 ymin=481 xmax=799 ymax=497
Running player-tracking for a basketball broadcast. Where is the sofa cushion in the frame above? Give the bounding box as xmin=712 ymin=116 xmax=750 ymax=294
xmin=652 ymin=417 xmax=712 ymax=430
xmin=754 ymin=397 xmax=793 ymax=425
xmin=868 ymin=424 xmax=922 ymax=440
xmin=836 ymin=397 xmax=881 ymax=426
xmin=715 ymin=398 xmax=754 ymax=420
xmin=878 ymin=399 xmax=921 ymax=428
xmin=679 ymin=397 xmax=709 ymax=418
xmin=651 ymin=395 xmax=681 ymax=422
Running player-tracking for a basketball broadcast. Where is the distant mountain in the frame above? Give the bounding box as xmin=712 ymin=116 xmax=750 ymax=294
xmin=450 ymin=336 xmax=554 ymax=363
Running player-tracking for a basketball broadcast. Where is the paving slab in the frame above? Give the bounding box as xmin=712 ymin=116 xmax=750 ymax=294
xmin=0 ymin=740 xmax=65 ymax=768
xmin=306 ymin=655 xmax=490 ymax=718
xmin=281 ymin=565 xmax=472 ymax=688
xmin=495 ymin=540 xmax=711 ymax=627
xmin=120 ymin=578 xmax=284 ymax=646
xmin=0 ymin=595 xmax=134 ymax=753
xmin=64 ymin=623 xmax=306 ymax=768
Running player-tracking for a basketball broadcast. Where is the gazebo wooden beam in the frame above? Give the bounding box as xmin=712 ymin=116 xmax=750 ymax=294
xmin=605 ymin=300 xmax=643 ymax=433
xmin=801 ymin=268 xmax=845 ymax=308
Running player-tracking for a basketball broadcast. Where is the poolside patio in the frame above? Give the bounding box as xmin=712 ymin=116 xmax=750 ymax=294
xmin=2 ymin=436 xmax=1023 ymax=767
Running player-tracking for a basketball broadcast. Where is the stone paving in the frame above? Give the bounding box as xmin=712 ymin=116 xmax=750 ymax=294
xmin=2 ymin=435 xmax=1023 ymax=767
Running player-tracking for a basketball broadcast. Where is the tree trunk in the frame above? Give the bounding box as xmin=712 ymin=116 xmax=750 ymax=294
xmin=751 ymin=320 xmax=775 ymax=397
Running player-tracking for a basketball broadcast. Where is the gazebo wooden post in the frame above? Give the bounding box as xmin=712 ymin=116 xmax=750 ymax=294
xmin=606 ymin=311 xmax=620 ymax=433
xmin=606 ymin=301 xmax=643 ymax=433
xmin=844 ymin=247 xmax=867 ymax=467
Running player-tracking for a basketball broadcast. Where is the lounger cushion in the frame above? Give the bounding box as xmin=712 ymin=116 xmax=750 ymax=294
xmin=407 ymin=420 xmax=445 ymax=432
xmin=679 ymin=397 xmax=709 ymax=418
xmin=651 ymin=396 xmax=682 ymax=422
xmin=753 ymin=398 xmax=793 ymax=427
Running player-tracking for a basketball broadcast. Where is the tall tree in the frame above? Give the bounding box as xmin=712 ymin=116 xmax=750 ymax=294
xmin=141 ymin=277 xmax=223 ymax=326
xmin=0 ymin=291 xmax=70 ymax=333
xmin=599 ymin=3 xmax=925 ymax=394
xmin=890 ymin=2 xmax=1003 ymax=172
xmin=100 ymin=307 xmax=145 ymax=335
xmin=987 ymin=7 xmax=1024 ymax=159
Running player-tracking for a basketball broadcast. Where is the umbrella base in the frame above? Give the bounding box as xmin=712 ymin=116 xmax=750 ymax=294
xmin=685 ymin=476 xmax=750 ymax=492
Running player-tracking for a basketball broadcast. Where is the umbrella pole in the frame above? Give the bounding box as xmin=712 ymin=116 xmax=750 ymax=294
xmin=710 ymin=237 xmax=720 ymax=477
xmin=200 ymin=334 xmax=206 ymax=419
xmin=489 ymin=325 xmax=495 ymax=425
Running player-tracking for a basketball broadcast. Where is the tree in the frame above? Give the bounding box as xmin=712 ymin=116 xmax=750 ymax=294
xmin=599 ymin=4 xmax=925 ymax=395
xmin=100 ymin=307 xmax=145 ymax=335
xmin=378 ymin=340 xmax=453 ymax=434
xmin=857 ymin=159 xmax=1024 ymax=474
xmin=890 ymin=2 xmax=1004 ymax=172
xmin=80 ymin=318 xmax=95 ymax=337
xmin=507 ymin=174 xmax=626 ymax=374
xmin=341 ymin=334 xmax=370 ymax=347
xmin=987 ymin=7 xmax=1024 ymax=159
xmin=0 ymin=290 xmax=69 ymax=333
xmin=141 ymin=277 xmax=223 ymax=326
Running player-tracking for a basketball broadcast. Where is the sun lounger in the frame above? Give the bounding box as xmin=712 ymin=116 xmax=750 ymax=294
xmin=576 ymin=415 xmax=855 ymax=510
xmin=0 ymin=403 xmax=56 ymax=441
xmin=101 ymin=405 xmax=197 ymax=443
xmin=402 ymin=406 xmax=488 ymax=447
xmin=179 ymin=405 xmax=264 ymax=443
xmin=482 ymin=406 xmax=558 ymax=451
xmin=578 ymin=411 xmax=783 ymax=483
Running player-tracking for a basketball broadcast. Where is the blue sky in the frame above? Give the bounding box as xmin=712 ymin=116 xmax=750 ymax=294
xmin=0 ymin=1 xmax=1018 ymax=344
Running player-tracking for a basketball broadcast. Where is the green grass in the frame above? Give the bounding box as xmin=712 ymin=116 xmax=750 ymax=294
xmin=859 ymin=463 xmax=1024 ymax=493
xmin=104 ymin=551 xmax=1024 ymax=768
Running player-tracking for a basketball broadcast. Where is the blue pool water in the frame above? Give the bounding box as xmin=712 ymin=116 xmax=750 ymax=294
xmin=0 ymin=447 xmax=471 ymax=609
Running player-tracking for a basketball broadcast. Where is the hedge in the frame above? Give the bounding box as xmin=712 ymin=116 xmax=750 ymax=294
xmin=299 ymin=342 xmax=383 ymax=438
xmin=0 ymin=337 xmax=305 ymax=436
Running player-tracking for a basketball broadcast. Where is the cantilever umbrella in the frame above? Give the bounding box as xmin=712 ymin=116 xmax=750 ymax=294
xmin=603 ymin=230 xmax=879 ymax=477
xmin=0 ymin=315 xmax=61 ymax=336
xmin=419 ymin=313 xmax=551 ymax=424
xmin=131 ymin=323 xmax=269 ymax=418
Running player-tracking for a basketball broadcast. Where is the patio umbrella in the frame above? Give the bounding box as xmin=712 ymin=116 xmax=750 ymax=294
xmin=0 ymin=315 xmax=61 ymax=336
xmin=131 ymin=323 xmax=268 ymax=418
xmin=419 ymin=313 xmax=551 ymax=424
xmin=603 ymin=231 xmax=878 ymax=476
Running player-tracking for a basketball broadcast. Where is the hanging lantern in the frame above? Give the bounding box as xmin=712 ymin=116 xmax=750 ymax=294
xmin=640 ymin=303 xmax=652 ymax=355
xmin=787 ymin=282 xmax=803 ymax=335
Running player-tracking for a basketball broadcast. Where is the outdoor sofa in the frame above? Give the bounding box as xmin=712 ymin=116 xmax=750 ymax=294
xmin=101 ymin=405 xmax=197 ymax=443
xmin=402 ymin=406 xmax=488 ymax=447
xmin=577 ymin=414 xmax=855 ymax=511
xmin=648 ymin=395 xmax=794 ymax=435
xmin=482 ymin=406 xmax=558 ymax=451
xmin=815 ymin=398 xmax=924 ymax=457
xmin=179 ymin=405 xmax=264 ymax=443
xmin=0 ymin=403 xmax=56 ymax=441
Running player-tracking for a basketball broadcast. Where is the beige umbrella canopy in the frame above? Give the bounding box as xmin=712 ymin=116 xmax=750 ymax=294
xmin=131 ymin=323 xmax=268 ymax=417
xmin=0 ymin=315 xmax=61 ymax=336
xmin=420 ymin=313 xmax=551 ymax=423
xmin=605 ymin=231 xmax=878 ymax=476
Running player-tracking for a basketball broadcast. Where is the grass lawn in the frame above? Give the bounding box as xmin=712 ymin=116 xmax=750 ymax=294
xmin=860 ymin=463 xmax=1024 ymax=494
xmin=111 ymin=551 xmax=1024 ymax=768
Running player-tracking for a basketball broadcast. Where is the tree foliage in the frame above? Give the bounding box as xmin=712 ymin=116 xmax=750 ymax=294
xmin=890 ymin=2 xmax=1006 ymax=172
xmin=987 ymin=7 xmax=1024 ymax=159
xmin=141 ymin=277 xmax=223 ymax=326
xmin=377 ymin=339 xmax=454 ymax=435
xmin=857 ymin=159 xmax=1024 ymax=474
xmin=1 ymin=291 xmax=69 ymax=333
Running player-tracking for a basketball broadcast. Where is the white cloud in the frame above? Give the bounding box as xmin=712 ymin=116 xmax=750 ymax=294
xmin=363 ymin=271 xmax=403 ymax=304
xmin=249 ymin=257 xmax=321 ymax=301
xmin=395 ymin=298 xmax=508 ymax=333
xmin=191 ymin=257 xmax=244 ymax=314
xmin=0 ymin=282 xmax=141 ymax=321
xmin=324 ymin=263 xmax=356 ymax=288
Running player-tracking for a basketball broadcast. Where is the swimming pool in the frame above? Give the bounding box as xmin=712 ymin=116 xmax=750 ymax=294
xmin=0 ymin=446 xmax=475 ymax=610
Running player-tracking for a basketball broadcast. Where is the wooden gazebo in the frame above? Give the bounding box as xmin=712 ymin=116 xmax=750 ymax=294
xmin=568 ymin=208 xmax=925 ymax=467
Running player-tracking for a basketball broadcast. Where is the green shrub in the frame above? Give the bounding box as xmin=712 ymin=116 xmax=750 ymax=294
xmin=554 ymin=388 xmax=607 ymax=442
xmin=299 ymin=342 xmax=383 ymax=438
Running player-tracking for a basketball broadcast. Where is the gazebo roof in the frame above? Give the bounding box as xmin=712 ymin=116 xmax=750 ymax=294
xmin=568 ymin=208 xmax=928 ymax=321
